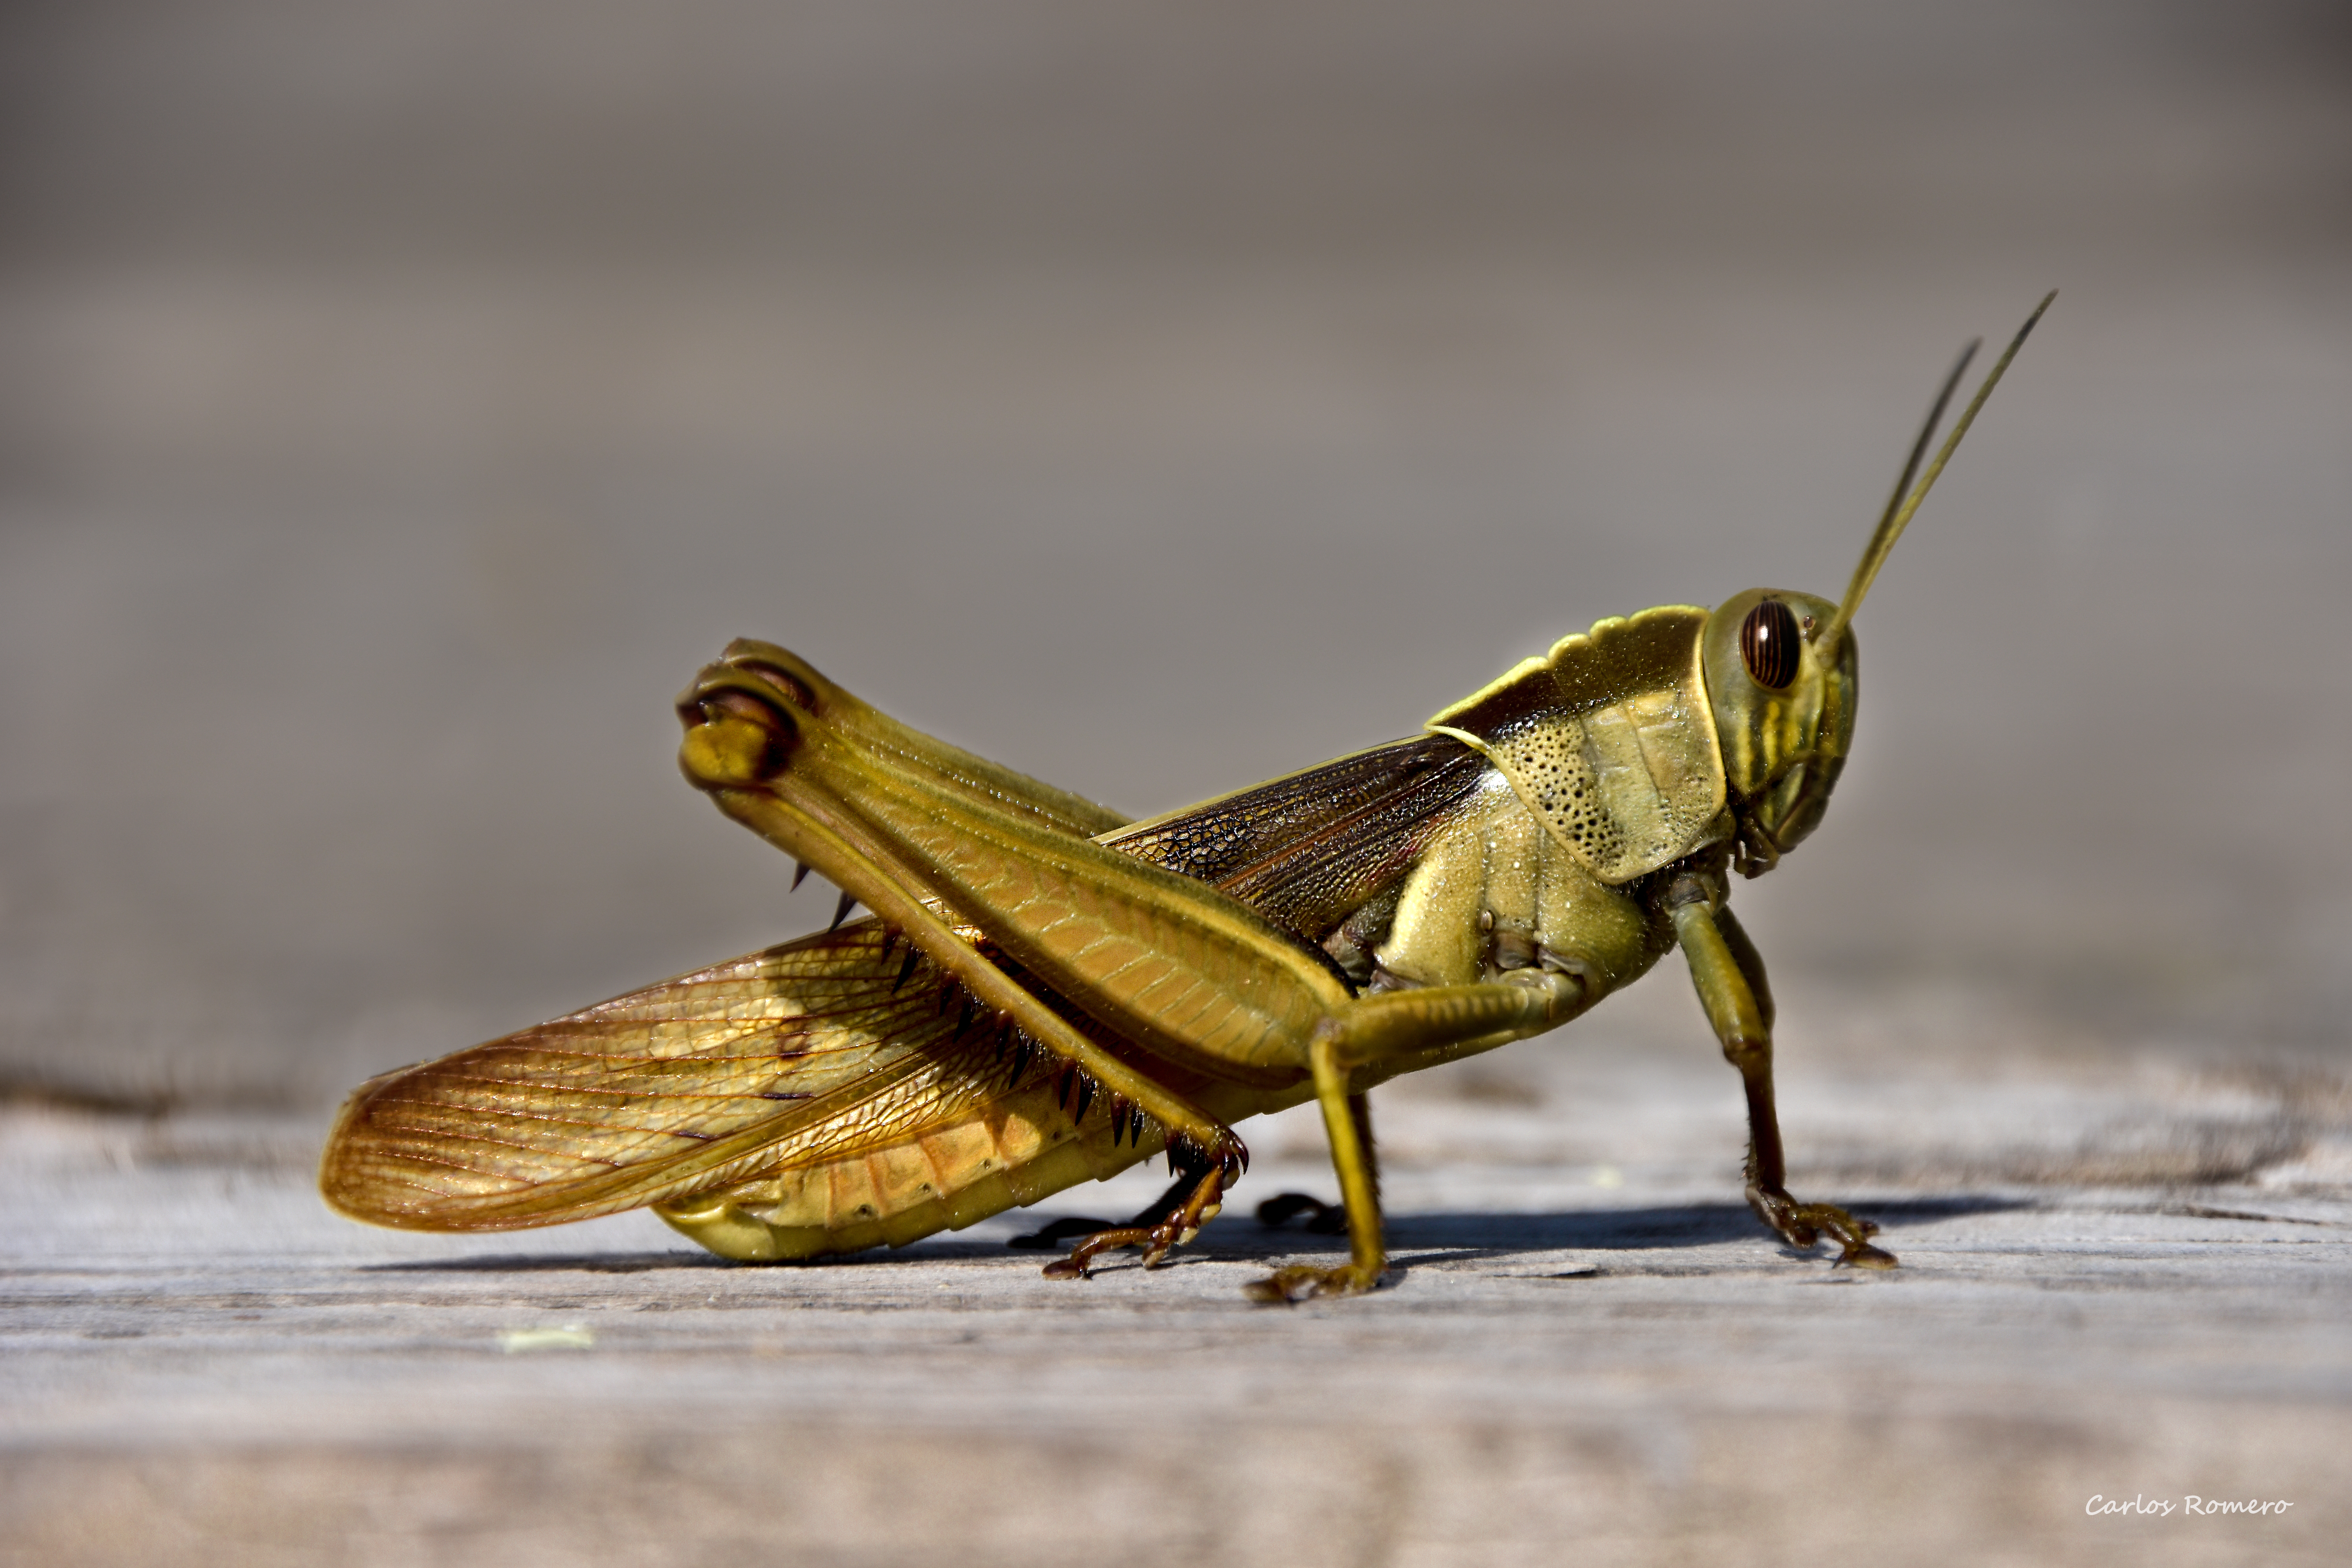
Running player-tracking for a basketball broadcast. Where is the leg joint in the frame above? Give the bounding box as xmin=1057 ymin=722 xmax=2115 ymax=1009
xmin=1719 ymin=1029 xmax=1770 ymax=1070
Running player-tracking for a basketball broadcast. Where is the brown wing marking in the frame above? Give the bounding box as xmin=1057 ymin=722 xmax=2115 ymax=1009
xmin=1103 ymin=733 xmax=1490 ymax=941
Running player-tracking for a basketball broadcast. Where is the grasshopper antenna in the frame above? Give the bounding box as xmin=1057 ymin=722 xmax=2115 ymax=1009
xmin=1818 ymin=289 xmax=2055 ymax=652
xmin=1875 ymin=337 xmax=1980 ymax=577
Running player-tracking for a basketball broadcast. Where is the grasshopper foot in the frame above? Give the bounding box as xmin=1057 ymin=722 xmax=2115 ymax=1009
xmin=1041 ymin=1225 xmax=1153 ymax=1279
xmin=1037 ymin=1158 xmax=1230 ymax=1280
xmin=1244 ymin=1262 xmax=1383 ymax=1303
xmin=1750 ymin=1187 xmax=1897 ymax=1269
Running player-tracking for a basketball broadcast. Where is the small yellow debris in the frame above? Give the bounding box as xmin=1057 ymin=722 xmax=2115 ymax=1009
xmin=1591 ymin=1165 xmax=1624 ymax=1189
xmin=498 ymin=1324 xmax=594 ymax=1353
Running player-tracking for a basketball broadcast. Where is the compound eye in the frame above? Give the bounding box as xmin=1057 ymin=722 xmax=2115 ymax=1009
xmin=1739 ymin=599 xmax=1801 ymax=690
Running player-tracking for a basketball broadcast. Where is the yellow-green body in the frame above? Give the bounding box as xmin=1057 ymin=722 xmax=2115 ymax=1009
xmin=318 ymin=596 xmax=1879 ymax=1293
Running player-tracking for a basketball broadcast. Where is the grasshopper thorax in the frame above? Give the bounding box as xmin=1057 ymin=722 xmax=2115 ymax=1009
xmin=1700 ymin=588 xmax=1855 ymax=877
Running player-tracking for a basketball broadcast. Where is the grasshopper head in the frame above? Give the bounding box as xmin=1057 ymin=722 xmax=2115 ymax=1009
xmin=1701 ymin=588 xmax=1854 ymax=875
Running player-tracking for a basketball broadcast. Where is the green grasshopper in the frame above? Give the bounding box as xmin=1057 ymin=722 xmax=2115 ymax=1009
xmin=321 ymin=295 xmax=2051 ymax=1300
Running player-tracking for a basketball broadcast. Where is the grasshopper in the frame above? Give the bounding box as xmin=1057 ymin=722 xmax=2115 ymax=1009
xmin=322 ymin=296 xmax=2051 ymax=1300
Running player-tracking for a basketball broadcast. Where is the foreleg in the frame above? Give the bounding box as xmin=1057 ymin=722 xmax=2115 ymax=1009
xmin=1669 ymin=880 xmax=1894 ymax=1268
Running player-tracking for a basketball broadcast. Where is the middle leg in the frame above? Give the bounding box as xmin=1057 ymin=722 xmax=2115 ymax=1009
xmin=1249 ymin=970 xmax=1584 ymax=1301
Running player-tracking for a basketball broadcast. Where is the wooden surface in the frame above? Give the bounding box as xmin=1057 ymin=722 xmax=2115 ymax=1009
xmin=6 ymin=990 xmax=2345 ymax=1567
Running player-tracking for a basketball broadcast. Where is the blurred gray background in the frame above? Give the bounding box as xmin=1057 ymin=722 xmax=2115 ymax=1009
xmin=3 ymin=0 xmax=2348 ymax=1111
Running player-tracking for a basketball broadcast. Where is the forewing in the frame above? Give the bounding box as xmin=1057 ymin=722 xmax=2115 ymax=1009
xmin=320 ymin=920 xmax=1001 ymax=1230
xmin=1104 ymin=733 xmax=1491 ymax=941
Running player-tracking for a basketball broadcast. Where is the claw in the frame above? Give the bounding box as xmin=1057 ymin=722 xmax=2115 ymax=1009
xmin=1034 ymin=1158 xmax=1229 ymax=1281
xmin=1751 ymin=1188 xmax=1898 ymax=1269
